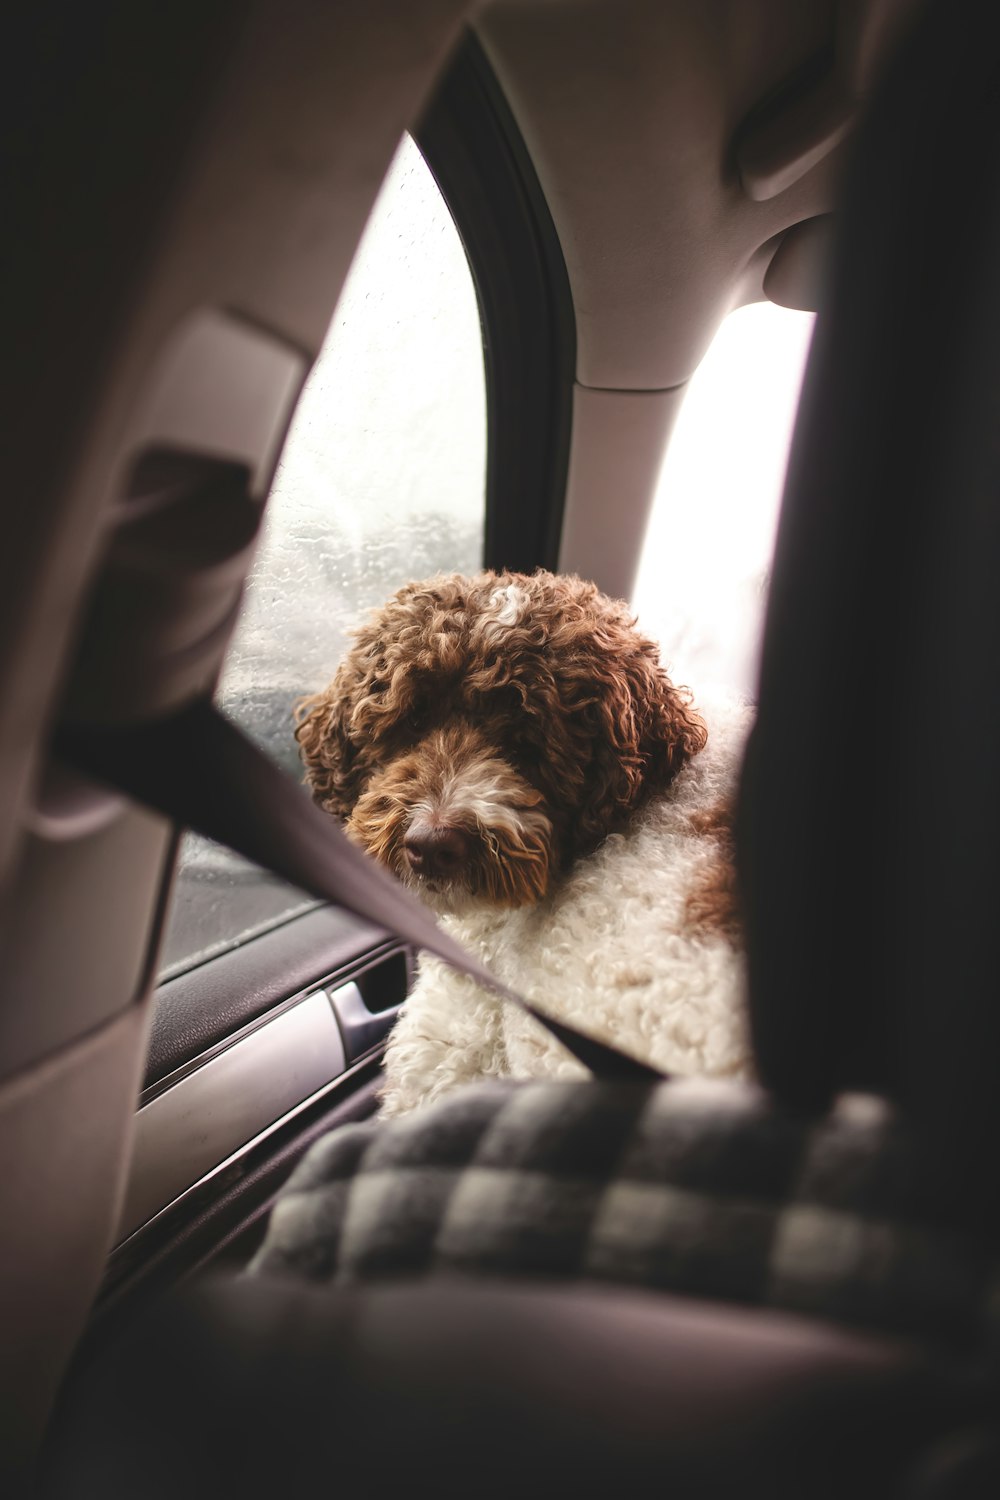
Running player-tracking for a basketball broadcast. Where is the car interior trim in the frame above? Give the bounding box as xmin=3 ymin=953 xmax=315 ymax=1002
xmin=91 ymin=1054 xmax=386 ymax=1344
xmin=417 ymin=30 xmax=576 ymax=574
xmin=558 ymin=384 xmax=690 ymax=603
xmin=145 ymin=906 xmax=402 ymax=1089
xmin=118 ymin=986 xmax=349 ymax=1242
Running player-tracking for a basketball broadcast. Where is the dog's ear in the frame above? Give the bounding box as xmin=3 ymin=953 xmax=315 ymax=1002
xmin=634 ymin=658 xmax=708 ymax=792
xmin=570 ymin=644 xmax=707 ymax=855
xmin=293 ymin=671 xmax=367 ymax=819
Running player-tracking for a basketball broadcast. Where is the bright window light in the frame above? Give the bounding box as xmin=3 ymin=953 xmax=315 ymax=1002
xmin=633 ymin=302 xmax=815 ymax=699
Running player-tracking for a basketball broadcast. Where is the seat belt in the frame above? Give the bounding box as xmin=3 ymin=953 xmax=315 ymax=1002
xmin=58 ymin=700 xmax=661 ymax=1082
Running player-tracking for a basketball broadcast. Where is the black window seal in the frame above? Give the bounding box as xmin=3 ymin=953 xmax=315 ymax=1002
xmin=416 ymin=29 xmax=577 ymax=575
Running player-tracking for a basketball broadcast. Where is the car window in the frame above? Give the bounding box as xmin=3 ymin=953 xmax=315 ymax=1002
xmin=159 ymin=135 xmax=487 ymax=980
xmin=633 ymin=302 xmax=815 ymax=699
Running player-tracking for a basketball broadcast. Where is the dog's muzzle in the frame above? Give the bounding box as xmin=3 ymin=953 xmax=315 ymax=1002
xmin=347 ymin=725 xmax=556 ymax=909
xmin=403 ymin=816 xmax=471 ymax=879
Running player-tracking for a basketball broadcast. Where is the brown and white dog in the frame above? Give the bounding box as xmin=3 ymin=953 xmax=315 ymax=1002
xmin=296 ymin=569 xmax=751 ymax=1115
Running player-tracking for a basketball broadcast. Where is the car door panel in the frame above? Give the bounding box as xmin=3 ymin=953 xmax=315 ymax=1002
xmin=94 ymin=914 xmax=410 ymax=1334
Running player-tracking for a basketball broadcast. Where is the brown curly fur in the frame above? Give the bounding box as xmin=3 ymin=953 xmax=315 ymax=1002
xmin=684 ymin=803 xmax=741 ymax=940
xmin=295 ymin=569 xmax=708 ymax=911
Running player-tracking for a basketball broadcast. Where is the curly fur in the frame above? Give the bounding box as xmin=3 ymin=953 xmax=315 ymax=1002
xmin=296 ymin=569 xmax=750 ymax=1115
xmin=297 ymin=570 xmax=706 ymax=906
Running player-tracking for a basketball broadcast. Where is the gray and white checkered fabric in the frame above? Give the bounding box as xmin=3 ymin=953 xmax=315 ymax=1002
xmin=249 ymin=1076 xmax=999 ymax=1351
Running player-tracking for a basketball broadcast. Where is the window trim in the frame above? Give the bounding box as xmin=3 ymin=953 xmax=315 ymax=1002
xmin=417 ymin=30 xmax=576 ymax=574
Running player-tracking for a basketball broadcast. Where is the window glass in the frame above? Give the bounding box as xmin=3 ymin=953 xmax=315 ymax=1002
xmin=633 ymin=302 xmax=815 ymax=699
xmin=159 ymin=136 xmax=487 ymax=980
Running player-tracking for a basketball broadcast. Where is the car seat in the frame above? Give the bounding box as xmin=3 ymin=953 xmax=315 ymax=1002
xmin=32 ymin=0 xmax=1000 ymax=1494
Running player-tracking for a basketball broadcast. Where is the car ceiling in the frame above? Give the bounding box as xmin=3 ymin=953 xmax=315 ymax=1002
xmin=470 ymin=0 xmax=921 ymax=599
xmin=478 ymin=0 xmax=918 ymax=390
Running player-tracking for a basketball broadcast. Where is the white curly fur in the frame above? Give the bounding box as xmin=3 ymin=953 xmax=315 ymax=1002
xmin=379 ymin=689 xmax=753 ymax=1117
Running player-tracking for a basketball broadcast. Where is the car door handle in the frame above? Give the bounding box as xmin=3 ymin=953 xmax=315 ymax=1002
xmin=326 ymin=978 xmax=403 ymax=1063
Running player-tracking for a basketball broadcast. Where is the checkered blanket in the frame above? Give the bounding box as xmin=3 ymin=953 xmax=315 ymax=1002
xmin=249 ymin=1076 xmax=999 ymax=1350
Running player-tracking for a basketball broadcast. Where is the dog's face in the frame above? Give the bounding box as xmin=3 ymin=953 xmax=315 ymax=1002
xmin=295 ymin=571 xmax=707 ymax=913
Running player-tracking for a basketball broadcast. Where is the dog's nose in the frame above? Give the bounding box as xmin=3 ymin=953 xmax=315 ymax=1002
xmin=403 ymin=821 xmax=470 ymax=878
